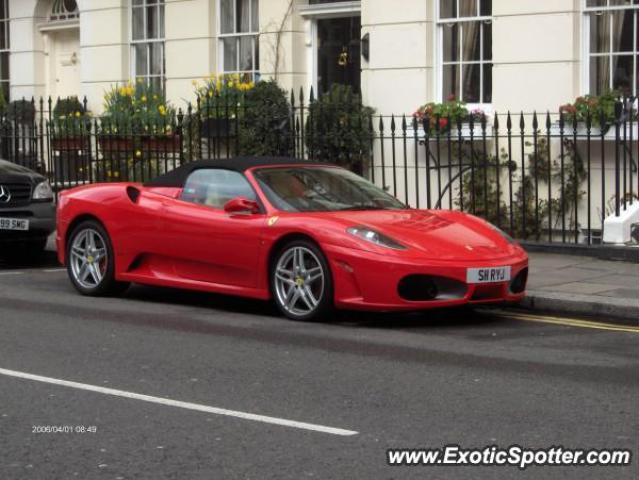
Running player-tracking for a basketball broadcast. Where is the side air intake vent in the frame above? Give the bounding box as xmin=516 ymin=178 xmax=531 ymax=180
xmin=126 ymin=186 xmax=141 ymax=203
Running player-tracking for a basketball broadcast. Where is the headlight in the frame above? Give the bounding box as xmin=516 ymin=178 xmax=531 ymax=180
xmin=346 ymin=226 xmax=406 ymax=250
xmin=32 ymin=181 xmax=54 ymax=201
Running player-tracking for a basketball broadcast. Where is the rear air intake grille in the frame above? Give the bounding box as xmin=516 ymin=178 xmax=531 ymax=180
xmin=0 ymin=183 xmax=32 ymax=207
xmin=398 ymin=275 xmax=467 ymax=301
xmin=510 ymin=267 xmax=528 ymax=294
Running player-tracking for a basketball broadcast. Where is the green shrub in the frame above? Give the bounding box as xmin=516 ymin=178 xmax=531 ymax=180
xmin=6 ymin=99 xmax=36 ymax=124
xmin=238 ymin=80 xmax=292 ymax=156
xmin=305 ymin=84 xmax=375 ymax=173
xmin=414 ymin=95 xmax=485 ymax=135
xmin=558 ymin=91 xmax=621 ymax=129
xmin=52 ymin=96 xmax=90 ymax=136
xmin=53 ymin=96 xmax=85 ymax=117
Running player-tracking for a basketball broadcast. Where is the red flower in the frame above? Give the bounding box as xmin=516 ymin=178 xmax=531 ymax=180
xmin=439 ymin=118 xmax=449 ymax=128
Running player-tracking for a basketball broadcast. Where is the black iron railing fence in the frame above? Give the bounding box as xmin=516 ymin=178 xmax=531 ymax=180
xmin=1 ymin=94 xmax=638 ymax=247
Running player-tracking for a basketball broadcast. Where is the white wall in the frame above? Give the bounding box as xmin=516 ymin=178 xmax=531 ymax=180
xmin=5 ymin=0 xmax=592 ymax=115
xmin=361 ymin=0 xmax=432 ymax=116
xmin=78 ymin=0 xmax=129 ymax=112
xmin=164 ymin=0 xmax=216 ymax=109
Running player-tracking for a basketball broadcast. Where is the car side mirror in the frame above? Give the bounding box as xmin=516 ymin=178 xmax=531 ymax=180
xmin=223 ymin=196 xmax=260 ymax=215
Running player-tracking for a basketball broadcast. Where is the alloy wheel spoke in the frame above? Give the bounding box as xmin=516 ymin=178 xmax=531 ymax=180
xmin=90 ymin=263 xmax=103 ymax=284
xmin=295 ymin=248 xmax=304 ymax=272
xmin=306 ymin=266 xmax=323 ymax=283
xmin=276 ymin=272 xmax=295 ymax=285
xmin=287 ymin=288 xmax=302 ymax=310
xmin=303 ymin=286 xmax=318 ymax=307
xmin=87 ymin=231 xmax=96 ymax=251
xmin=93 ymin=248 xmax=107 ymax=261
xmin=79 ymin=262 xmax=91 ymax=282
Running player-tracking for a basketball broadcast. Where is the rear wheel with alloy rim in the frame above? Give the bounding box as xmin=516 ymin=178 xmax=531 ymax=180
xmin=271 ymin=240 xmax=333 ymax=321
xmin=66 ymin=220 xmax=129 ymax=296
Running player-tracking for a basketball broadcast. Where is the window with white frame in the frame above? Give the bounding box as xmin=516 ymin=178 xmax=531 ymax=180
xmin=585 ymin=0 xmax=639 ymax=96
xmin=131 ymin=0 xmax=165 ymax=91
xmin=438 ymin=0 xmax=492 ymax=103
xmin=218 ymin=0 xmax=259 ymax=81
xmin=0 ymin=0 xmax=9 ymax=101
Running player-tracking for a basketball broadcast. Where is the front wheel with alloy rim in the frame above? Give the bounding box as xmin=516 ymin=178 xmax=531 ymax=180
xmin=271 ymin=240 xmax=333 ymax=321
xmin=66 ymin=220 xmax=129 ymax=296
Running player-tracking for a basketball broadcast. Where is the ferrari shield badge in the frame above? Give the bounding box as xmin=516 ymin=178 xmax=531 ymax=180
xmin=268 ymin=216 xmax=280 ymax=226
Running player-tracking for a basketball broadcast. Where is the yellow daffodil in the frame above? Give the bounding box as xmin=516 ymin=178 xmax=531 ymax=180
xmin=158 ymin=105 xmax=167 ymax=116
xmin=141 ymin=96 xmax=147 ymax=102
xmin=135 ymin=150 xmax=142 ymax=158
xmin=75 ymin=111 xmax=81 ymax=118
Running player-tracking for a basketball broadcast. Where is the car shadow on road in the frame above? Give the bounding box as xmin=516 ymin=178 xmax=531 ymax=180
xmin=334 ymin=307 xmax=505 ymax=331
xmin=123 ymin=284 xmax=504 ymax=331
xmin=124 ymin=284 xmax=283 ymax=319
xmin=0 ymin=250 xmax=60 ymax=270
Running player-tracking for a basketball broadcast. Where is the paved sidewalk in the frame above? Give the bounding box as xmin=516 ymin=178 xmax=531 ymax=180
xmin=521 ymin=251 xmax=639 ymax=322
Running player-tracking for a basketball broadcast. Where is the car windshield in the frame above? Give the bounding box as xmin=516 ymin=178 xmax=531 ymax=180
xmin=253 ymin=166 xmax=406 ymax=212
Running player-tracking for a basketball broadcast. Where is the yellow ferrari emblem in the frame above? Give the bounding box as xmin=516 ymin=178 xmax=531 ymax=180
xmin=295 ymin=277 xmax=305 ymax=286
xmin=268 ymin=216 xmax=280 ymax=226
xmin=87 ymin=256 xmax=94 ymax=263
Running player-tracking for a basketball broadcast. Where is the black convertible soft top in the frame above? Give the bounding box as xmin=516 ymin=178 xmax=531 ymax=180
xmin=143 ymin=157 xmax=329 ymax=188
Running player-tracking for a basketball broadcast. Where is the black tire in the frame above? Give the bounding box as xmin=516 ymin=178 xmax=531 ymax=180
xmin=66 ymin=220 xmax=129 ymax=296
xmin=270 ymin=239 xmax=334 ymax=321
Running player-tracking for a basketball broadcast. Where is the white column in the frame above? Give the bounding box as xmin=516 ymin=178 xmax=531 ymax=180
xmin=360 ymin=0 xmax=432 ymax=116
xmin=8 ymin=0 xmax=45 ymax=100
xmin=77 ymin=0 xmax=128 ymax=114
xmin=164 ymin=0 xmax=215 ymax=109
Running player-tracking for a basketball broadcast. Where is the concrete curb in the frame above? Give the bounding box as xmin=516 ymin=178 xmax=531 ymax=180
xmin=514 ymin=289 xmax=639 ymax=324
xmin=521 ymin=241 xmax=639 ymax=263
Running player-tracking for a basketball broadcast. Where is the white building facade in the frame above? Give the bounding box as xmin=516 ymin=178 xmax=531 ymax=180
xmin=2 ymin=0 xmax=635 ymax=115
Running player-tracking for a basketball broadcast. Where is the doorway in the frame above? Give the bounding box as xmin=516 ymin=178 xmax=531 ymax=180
xmin=46 ymin=29 xmax=81 ymax=100
xmin=316 ymin=16 xmax=361 ymax=96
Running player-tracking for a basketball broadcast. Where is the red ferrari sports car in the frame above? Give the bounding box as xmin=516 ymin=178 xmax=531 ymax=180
xmin=57 ymin=157 xmax=528 ymax=321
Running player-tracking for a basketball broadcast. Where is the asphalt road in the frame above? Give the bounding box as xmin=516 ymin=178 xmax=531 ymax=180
xmin=1 ymin=252 xmax=638 ymax=480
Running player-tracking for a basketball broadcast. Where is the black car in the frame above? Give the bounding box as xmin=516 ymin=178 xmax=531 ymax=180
xmin=0 ymin=159 xmax=55 ymax=255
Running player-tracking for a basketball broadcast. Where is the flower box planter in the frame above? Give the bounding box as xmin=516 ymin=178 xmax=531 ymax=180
xmin=98 ymin=135 xmax=134 ymax=154
xmin=51 ymin=136 xmax=89 ymax=152
xmin=141 ymin=134 xmax=181 ymax=152
xmin=549 ymin=121 xmax=604 ymax=138
xmin=409 ymin=123 xmax=494 ymax=142
xmin=199 ymin=117 xmax=237 ymax=139
xmin=549 ymin=121 xmax=639 ymax=140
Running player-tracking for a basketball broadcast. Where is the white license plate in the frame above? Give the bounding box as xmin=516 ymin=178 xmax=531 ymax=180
xmin=0 ymin=217 xmax=29 ymax=231
xmin=467 ymin=266 xmax=511 ymax=284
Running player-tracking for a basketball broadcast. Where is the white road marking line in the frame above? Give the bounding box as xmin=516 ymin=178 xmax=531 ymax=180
xmin=0 ymin=367 xmax=358 ymax=437
xmin=42 ymin=268 xmax=65 ymax=273
xmin=0 ymin=271 xmax=23 ymax=276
